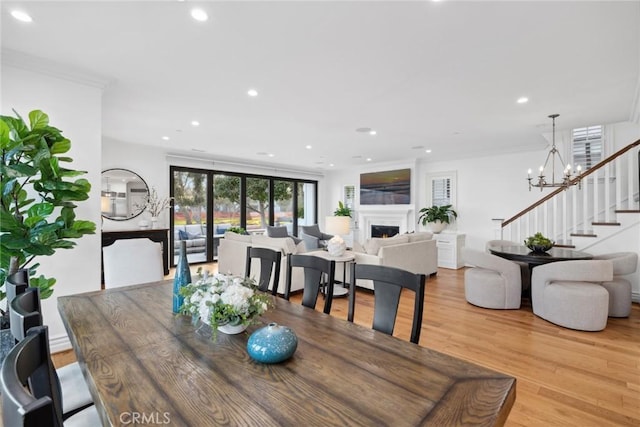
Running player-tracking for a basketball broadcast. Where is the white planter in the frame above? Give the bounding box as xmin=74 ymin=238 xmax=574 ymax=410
xmin=429 ymin=221 xmax=447 ymax=234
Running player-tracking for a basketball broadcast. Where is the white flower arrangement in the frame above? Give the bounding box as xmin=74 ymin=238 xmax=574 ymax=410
xmin=179 ymin=273 xmax=272 ymax=336
xmin=140 ymin=187 xmax=173 ymax=218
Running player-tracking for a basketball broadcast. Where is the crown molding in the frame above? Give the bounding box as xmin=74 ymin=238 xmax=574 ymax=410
xmin=1 ymin=48 xmax=113 ymax=90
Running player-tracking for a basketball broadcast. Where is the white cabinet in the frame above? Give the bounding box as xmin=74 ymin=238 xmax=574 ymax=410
xmin=435 ymin=232 xmax=465 ymax=269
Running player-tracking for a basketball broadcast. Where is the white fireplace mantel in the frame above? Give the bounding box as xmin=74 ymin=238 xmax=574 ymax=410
xmin=357 ymin=205 xmax=415 ymax=241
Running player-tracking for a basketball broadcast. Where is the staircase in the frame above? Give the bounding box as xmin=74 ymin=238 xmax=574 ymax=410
xmin=501 ymin=139 xmax=640 ymax=252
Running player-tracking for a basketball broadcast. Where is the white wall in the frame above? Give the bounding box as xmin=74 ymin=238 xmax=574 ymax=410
xmin=102 ymin=138 xmax=170 ymax=230
xmin=102 ymin=140 xmax=327 ymax=232
xmin=1 ymin=65 xmax=103 ymax=351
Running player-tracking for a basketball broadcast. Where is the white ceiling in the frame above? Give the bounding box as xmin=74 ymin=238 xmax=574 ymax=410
xmin=2 ymin=1 xmax=639 ymax=172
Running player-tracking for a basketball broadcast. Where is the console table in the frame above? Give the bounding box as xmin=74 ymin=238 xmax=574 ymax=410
xmin=101 ymin=229 xmax=170 ymax=284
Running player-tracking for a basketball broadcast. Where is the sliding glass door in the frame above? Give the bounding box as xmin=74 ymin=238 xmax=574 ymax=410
xmin=212 ymin=174 xmax=241 ymax=255
xmin=274 ymin=180 xmax=294 ymax=234
xmin=172 ymin=169 xmax=208 ymax=264
xmin=171 ymin=166 xmax=317 ymax=266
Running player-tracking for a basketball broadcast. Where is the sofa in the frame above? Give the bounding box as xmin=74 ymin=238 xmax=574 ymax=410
xmin=173 ymin=224 xmax=207 ymax=255
xmin=350 ymin=232 xmax=438 ymax=290
xmin=218 ymin=232 xmax=306 ymax=294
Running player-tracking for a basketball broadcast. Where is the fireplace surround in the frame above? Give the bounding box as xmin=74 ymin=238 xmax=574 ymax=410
xmin=357 ymin=206 xmax=414 ymax=241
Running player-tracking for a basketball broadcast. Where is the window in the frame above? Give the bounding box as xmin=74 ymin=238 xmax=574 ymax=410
xmin=572 ymin=125 xmax=603 ymax=170
xmin=170 ymin=166 xmax=317 ymax=265
xmin=427 ymin=171 xmax=456 ymax=208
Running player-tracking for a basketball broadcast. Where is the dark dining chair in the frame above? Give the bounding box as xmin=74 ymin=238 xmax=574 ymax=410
xmin=10 ymin=288 xmax=95 ymax=419
xmin=349 ymin=264 xmax=426 ymax=344
xmin=285 ymin=254 xmax=336 ymax=314
xmin=5 ymin=269 xmax=30 ymax=309
xmin=1 ymin=325 xmax=101 ymax=427
xmin=245 ymin=246 xmax=282 ymax=296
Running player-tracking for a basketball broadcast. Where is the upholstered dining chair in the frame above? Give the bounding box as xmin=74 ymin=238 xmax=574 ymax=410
xmin=298 ymin=224 xmax=333 ymax=251
xmin=102 ymin=238 xmax=164 ymax=288
xmin=531 ymin=260 xmax=613 ymax=331
xmin=486 ymin=239 xmax=531 ymax=290
xmin=10 ymin=288 xmax=94 ymax=419
xmin=245 ymin=246 xmax=281 ymax=296
xmin=462 ymin=248 xmax=522 ymax=309
xmin=593 ymin=252 xmax=638 ymax=317
xmin=284 ymin=254 xmax=336 ymax=314
xmin=1 ymin=326 xmax=101 ymax=427
xmin=349 ymin=264 xmax=425 ymax=344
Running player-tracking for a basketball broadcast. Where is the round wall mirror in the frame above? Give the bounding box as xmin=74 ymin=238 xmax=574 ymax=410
xmin=101 ymin=168 xmax=149 ymax=221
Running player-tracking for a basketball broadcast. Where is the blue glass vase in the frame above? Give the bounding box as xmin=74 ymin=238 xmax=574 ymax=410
xmin=173 ymin=240 xmax=191 ymax=314
xmin=247 ymin=323 xmax=297 ymax=364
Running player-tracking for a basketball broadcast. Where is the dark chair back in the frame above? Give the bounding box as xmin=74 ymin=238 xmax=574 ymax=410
xmin=1 ymin=325 xmax=64 ymax=427
xmin=245 ymin=246 xmax=282 ymax=295
xmin=285 ymin=254 xmax=336 ymax=314
xmin=349 ymin=264 xmax=425 ymax=344
xmin=10 ymin=288 xmax=43 ymax=343
xmin=5 ymin=269 xmax=30 ymax=306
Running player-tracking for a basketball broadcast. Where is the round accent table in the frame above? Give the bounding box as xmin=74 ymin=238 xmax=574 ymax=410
xmin=310 ymin=250 xmax=356 ymax=297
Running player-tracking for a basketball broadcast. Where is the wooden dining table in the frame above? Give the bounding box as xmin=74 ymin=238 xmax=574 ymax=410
xmin=58 ymin=280 xmax=516 ymax=426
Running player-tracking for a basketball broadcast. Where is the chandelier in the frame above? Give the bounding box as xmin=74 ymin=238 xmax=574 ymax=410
xmin=527 ymin=114 xmax=582 ymax=191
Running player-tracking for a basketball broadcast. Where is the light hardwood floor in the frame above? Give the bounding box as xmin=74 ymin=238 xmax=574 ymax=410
xmin=55 ymin=264 xmax=640 ymax=426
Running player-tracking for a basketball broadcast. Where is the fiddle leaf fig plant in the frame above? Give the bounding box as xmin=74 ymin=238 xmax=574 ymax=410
xmin=0 ymin=109 xmax=96 ymax=306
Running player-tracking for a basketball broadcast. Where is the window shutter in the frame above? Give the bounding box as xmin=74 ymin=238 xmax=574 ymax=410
xmin=431 ymin=178 xmax=451 ymax=207
xmin=572 ymin=125 xmax=603 ymax=170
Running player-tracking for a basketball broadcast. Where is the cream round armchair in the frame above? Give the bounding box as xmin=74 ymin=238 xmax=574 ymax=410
xmin=462 ymin=248 xmax=522 ymax=309
xmin=531 ymin=260 xmax=613 ymax=331
xmin=593 ymin=252 xmax=638 ymax=317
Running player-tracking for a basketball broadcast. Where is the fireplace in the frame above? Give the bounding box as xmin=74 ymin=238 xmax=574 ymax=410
xmin=357 ymin=205 xmax=414 ymax=241
xmin=371 ymin=225 xmax=400 ymax=238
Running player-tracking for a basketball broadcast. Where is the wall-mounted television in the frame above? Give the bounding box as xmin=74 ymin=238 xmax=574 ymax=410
xmin=360 ymin=168 xmax=411 ymax=205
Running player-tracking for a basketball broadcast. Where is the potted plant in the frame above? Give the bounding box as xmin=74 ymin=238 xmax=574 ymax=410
xmin=179 ymin=273 xmax=272 ymax=338
xmin=227 ymin=226 xmax=248 ymax=235
xmin=333 ymin=200 xmax=352 ymax=217
xmin=417 ymin=204 xmax=458 ymax=233
xmin=0 ymin=109 xmax=96 ymax=326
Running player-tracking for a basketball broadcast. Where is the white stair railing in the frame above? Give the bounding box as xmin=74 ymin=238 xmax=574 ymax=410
xmin=502 ymin=141 xmax=640 ymax=246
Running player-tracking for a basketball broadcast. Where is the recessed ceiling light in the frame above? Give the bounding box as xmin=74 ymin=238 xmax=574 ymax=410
xmin=161 ymin=136 xmax=170 ymax=141
xmin=191 ymin=120 xmax=200 ymax=127
xmin=305 ymin=145 xmax=312 ymax=149
xmin=369 ymin=130 xmax=377 ymax=136
xmin=517 ymin=97 xmax=529 ymax=104
xmin=268 ymin=153 xmax=275 ymax=157
xmin=191 ymin=8 xmax=208 ymax=22
xmin=426 ymin=149 xmax=432 ymax=153
xmin=11 ymin=10 xmax=33 ymax=22
xmin=329 ymin=163 xmax=335 ymax=167
xmin=247 ymin=89 xmax=259 ymax=97
xmin=366 ymin=158 xmax=372 ymax=162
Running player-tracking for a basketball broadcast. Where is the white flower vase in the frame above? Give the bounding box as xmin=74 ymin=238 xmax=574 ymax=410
xmin=151 ymin=216 xmax=158 ymax=229
xmin=217 ymin=323 xmax=248 ymax=335
xmin=327 ymin=236 xmax=346 ymax=257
